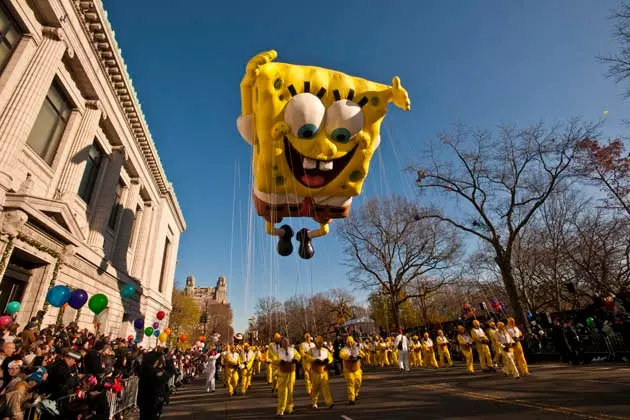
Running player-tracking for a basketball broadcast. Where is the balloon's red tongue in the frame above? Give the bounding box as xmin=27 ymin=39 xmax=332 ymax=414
xmin=301 ymin=175 xmax=325 ymax=187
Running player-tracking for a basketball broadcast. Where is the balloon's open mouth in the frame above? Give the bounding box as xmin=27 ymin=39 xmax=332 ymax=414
xmin=284 ymin=137 xmax=356 ymax=188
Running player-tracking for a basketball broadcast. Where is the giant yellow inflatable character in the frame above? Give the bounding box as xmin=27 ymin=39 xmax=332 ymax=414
xmin=237 ymin=50 xmax=411 ymax=259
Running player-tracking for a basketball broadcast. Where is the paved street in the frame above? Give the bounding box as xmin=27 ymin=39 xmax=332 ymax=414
xmin=160 ymin=362 xmax=630 ymax=419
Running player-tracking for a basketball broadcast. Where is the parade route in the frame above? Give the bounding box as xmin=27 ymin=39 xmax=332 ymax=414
xmin=160 ymin=363 xmax=630 ymax=419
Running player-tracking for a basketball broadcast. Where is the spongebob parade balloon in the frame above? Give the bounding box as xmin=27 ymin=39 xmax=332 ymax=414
xmin=237 ymin=50 xmax=410 ymax=259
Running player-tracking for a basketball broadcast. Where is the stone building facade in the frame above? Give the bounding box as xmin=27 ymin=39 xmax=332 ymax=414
xmin=0 ymin=0 xmax=186 ymax=342
xmin=184 ymin=275 xmax=228 ymax=308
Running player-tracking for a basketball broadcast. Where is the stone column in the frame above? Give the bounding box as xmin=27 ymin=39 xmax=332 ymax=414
xmin=113 ymin=178 xmax=141 ymax=272
xmin=0 ymin=27 xmax=74 ymax=193
xmin=57 ymin=100 xmax=106 ymax=201
xmin=131 ymin=201 xmax=153 ymax=280
xmin=87 ymin=146 xmax=125 ymax=250
xmin=0 ymin=210 xmax=28 ymax=279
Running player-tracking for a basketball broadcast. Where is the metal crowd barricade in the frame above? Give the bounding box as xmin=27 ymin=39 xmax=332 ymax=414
xmin=108 ymin=376 xmax=139 ymax=419
xmin=24 ymin=393 xmax=78 ymax=420
xmin=604 ymin=333 xmax=628 ymax=360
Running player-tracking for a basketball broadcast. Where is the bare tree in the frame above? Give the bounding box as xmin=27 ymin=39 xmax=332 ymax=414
xmin=599 ymin=2 xmax=630 ymax=98
xmin=329 ymin=288 xmax=355 ymax=324
xmin=338 ymin=196 xmax=460 ymax=329
xmin=575 ymin=138 xmax=630 ymax=216
xmin=565 ymin=210 xmax=630 ymax=296
xmin=414 ymin=119 xmax=601 ymax=328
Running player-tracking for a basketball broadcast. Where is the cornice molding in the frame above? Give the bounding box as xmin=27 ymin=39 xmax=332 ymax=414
xmin=70 ymin=0 xmax=185 ymax=230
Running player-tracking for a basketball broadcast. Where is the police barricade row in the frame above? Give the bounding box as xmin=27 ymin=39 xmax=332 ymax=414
xmin=24 ymin=377 xmax=139 ymax=420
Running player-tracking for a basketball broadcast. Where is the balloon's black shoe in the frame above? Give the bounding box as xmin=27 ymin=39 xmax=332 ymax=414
xmin=277 ymin=224 xmax=294 ymax=256
xmin=296 ymin=228 xmax=314 ymax=259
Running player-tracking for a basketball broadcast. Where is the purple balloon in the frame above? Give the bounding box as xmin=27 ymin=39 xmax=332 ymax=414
xmin=68 ymin=289 xmax=88 ymax=310
xmin=134 ymin=319 xmax=144 ymax=330
xmin=152 ymin=322 xmax=159 ymax=329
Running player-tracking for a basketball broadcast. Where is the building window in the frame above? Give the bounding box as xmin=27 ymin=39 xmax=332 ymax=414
xmin=26 ymin=82 xmax=72 ymax=165
xmin=0 ymin=3 xmax=22 ymax=72
xmin=107 ymin=180 xmax=123 ymax=230
xmin=77 ymin=140 xmax=103 ymax=204
xmin=158 ymin=237 xmax=171 ymax=293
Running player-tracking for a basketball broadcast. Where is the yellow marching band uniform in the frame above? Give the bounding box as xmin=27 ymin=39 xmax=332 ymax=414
xmin=211 ymin=317 xmax=529 ymax=417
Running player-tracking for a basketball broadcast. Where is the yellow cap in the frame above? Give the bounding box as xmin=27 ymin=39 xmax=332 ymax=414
xmin=507 ymin=317 xmax=516 ymax=325
xmin=472 ymin=320 xmax=480 ymax=327
xmin=244 ymin=343 xmax=250 ymax=348
xmin=423 ymin=332 xmax=429 ymax=338
xmin=304 ymin=333 xmax=311 ymax=339
xmin=488 ymin=321 xmax=496 ymax=328
xmin=497 ymin=321 xmax=505 ymax=328
xmin=346 ymin=336 xmax=355 ymax=345
xmin=273 ymin=332 xmax=281 ymax=340
xmin=315 ymin=336 xmax=324 ymax=346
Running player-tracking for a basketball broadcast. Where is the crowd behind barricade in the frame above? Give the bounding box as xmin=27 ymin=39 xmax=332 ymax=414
xmin=0 ymin=316 xmax=213 ymax=420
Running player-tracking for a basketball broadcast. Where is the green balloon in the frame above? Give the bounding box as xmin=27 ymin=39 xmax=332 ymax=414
xmin=586 ymin=317 xmax=595 ymax=326
xmin=88 ymin=294 xmax=108 ymax=315
xmin=145 ymin=327 xmax=154 ymax=337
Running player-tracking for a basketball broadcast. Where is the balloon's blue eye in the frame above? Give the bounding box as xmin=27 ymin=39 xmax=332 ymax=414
xmin=331 ymin=128 xmax=351 ymax=143
xmin=298 ymin=124 xmax=318 ymax=139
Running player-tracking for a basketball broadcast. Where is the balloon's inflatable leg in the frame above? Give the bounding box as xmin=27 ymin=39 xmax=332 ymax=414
xmin=296 ymin=223 xmax=330 ymax=260
xmin=266 ymin=222 xmax=294 ymax=256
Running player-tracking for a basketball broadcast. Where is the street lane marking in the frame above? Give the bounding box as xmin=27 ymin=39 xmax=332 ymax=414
xmin=340 ymin=416 xmax=353 ymax=420
xmin=414 ymin=384 xmax=630 ymax=420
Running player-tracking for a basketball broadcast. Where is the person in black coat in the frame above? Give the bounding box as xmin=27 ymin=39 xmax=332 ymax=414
xmin=138 ymin=351 xmax=168 ymax=420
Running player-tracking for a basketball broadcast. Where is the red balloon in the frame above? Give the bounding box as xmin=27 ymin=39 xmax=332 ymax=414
xmin=157 ymin=311 xmax=165 ymax=320
xmin=127 ymin=335 xmax=133 ymax=341
xmin=0 ymin=315 xmax=12 ymax=328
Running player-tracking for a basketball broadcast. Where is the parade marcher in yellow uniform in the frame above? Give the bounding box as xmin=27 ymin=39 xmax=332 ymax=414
xmin=507 ymin=317 xmax=530 ymax=376
xmin=457 ymin=325 xmax=475 ymax=374
xmin=360 ymin=339 xmax=371 ymax=367
xmin=385 ymin=338 xmax=394 ymax=366
xmin=224 ymin=344 xmax=241 ymax=396
xmin=239 ymin=343 xmax=256 ymax=394
xmin=273 ymin=337 xmax=301 ymax=417
xmin=220 ymin=348 xmax=229 ymax=388
xmin=411 ymin=335 xmax=422 ymax=367
xmin=268 ymin=333 xmax=282 ymax=394
xmin=435 ymin=330 xmax=453 ymax=367
xmin=253 ymin=345 xmax=262 ymax=375
xmin=421 ymin=332 xmax=439 ymax=368
xmin=369 ymin=338 xmax=377 ymax=367
xmin=471 ymin=320 xmax=495 ymax=372
xmin=391 ymin=337 xmax=399 ymax=366
xmin=339 ymin=336 xmax=365 ymax=405
xmin=487 ymin=321 xmax=502 ymax=368
xmin=496 ymin=322 xmax=520 ymax=378
xmin=377 ymin=338 xmax=388 ymax=367
xmin=299 ymin=333 xmax=316 ymax=396
xmin=306 ymin=336 xmax=334 ymax=409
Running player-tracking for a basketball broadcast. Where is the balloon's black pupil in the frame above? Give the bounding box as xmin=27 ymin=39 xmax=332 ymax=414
xmin=303 ymin=130 xmax=312 ymax=137
xmin=337 ymin=134 xmax=345 ymax=141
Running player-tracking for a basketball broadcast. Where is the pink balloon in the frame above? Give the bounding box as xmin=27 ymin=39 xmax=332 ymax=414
xmin=0 ymin=315 xmax=13 ymax=328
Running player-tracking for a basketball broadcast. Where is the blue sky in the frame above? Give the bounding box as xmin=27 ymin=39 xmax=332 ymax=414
xmin=105 ymin=0 xmax=627 ymax=333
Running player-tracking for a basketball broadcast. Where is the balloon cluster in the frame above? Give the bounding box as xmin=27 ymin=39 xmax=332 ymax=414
xmin=134 ymin=310 xmax=171 ymax=342
xmin=463 ymin=303 xmax=474 ymax=318
xmin=489 ymin=298 xmax=504 ymax=313
xmin=46 ymin=286 xmax=108 ymax=315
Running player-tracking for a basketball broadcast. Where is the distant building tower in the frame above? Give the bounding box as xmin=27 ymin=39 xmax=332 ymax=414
xmin=185 ymin=275 xmax=196 ymax=296
xmin=216 ymin=276 xmax=227 ymax=304
xmin=184 ymin=275 xmax=229 ymax=306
